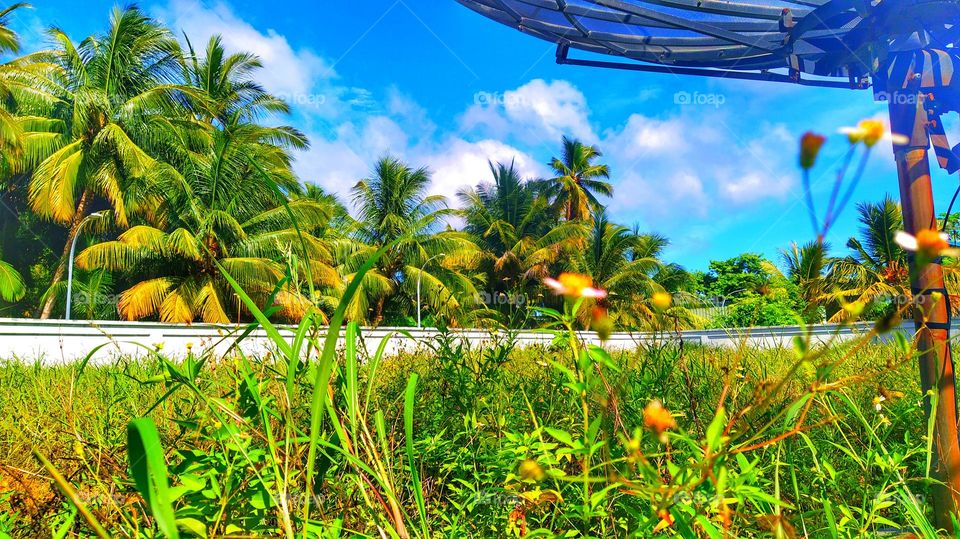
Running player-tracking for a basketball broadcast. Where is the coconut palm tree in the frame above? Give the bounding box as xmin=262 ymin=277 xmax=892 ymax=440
xmin=565 ymin=211 xmax=669 ymax=323
xmin=74 ymin=33 xmax=332 ymax=325
xmin=0 ymin=259 xmax=24 ymax=302
xmin=28 ymin=6 xmax=191 ymax=318
xmin=827 ymin=197 xmax=910 ymax=319
xmin=76 ymin=122 xmax=336 ymax=323
xmin=181 ymin=35 xmax=297 ymax=132
xmin=0 ymin=3 xmax=64 ymax=178
xmin=347 ymin=156 xmax=479 ymax=325
xmin=778 ymin=240 xmax=832 ymax=321
xmin=540 ymin=136 xmax=613 ymax=222
xmin=170 ymin=34 xmax=308 ymax=218
xmin=458 ymin=160 xmax=584 ymax=307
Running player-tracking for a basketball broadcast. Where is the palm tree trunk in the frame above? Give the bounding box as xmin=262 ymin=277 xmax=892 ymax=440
xmin=372 ymin=296 xmax=385 ymax=327
xmin=39 ymin=191 xmax=90 ymax=319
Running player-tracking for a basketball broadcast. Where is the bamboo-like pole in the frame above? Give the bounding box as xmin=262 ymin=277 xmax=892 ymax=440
xmin=889 ymin=90 xmax=960 ymax=529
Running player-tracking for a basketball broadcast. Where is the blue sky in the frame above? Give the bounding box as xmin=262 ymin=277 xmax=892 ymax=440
xmin=10 ymin=0 xmax=959 ymax=271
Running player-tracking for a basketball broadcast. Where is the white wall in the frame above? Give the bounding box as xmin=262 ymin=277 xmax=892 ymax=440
xmin=0 ymin=318 xmax=912 ymax=364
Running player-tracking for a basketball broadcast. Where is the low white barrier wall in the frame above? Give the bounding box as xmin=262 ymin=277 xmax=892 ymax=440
xmin=0 ymin=318 xmax=922 ymax=364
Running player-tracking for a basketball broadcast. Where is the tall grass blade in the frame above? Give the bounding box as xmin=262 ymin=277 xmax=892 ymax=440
xmin=404 ymin=373 xmax=429 ymax=538
xmin=33 ymin=449 xmax=110 ymax=539
xmin=345 ymin=322 xmax=359 ymax=439
xmin=127 ymin=418 xmax=180 ymax=539
xmin=301 ymin=238 xmax=402 ymax=537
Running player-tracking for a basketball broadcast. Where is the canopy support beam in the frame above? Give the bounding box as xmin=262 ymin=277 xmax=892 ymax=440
xmin=556 ymin=46 xmax=868 ymax=89
xmin=889 ymin=90 xmax=960 ymax=530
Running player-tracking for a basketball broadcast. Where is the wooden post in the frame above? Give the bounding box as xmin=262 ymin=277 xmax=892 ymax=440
xmin=889 ymin=89 xmax=960 ymax=528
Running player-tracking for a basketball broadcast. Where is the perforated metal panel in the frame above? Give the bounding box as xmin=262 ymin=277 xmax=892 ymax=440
xmin=457 ymin=0 xmax=960 ymax=87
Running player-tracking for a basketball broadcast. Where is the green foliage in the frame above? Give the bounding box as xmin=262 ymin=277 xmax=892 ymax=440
xmin=715 ymin=292 xmax=802 ymax=328
xmin=0 ymin=3 xmax=703 ymax=328
xmin=694 ymin=253 xmax=808 ymax=327
xmin=0 ymin=259 xmax=24 ymax=303
xmin=696 ymin=253 xmax=771 ymax=300
xmin=0 ymin=331 xmax=940 ymax=537
xmin=539 ymin=136 xmax=613 ymax=222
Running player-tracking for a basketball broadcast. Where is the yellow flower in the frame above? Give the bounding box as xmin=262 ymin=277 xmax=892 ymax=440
xmin=544 ymin=273 xmax=607 ymax=299
xmin=625 ymin=435 xmax=641 ymax=454
xmin=858 ymin=119 xmax=884 ymax=146
xmin=653 ymin=509 xmax=675 ymax=532
xmin=840 ymin=119 xmax=908 ymax=148
xmin=643 ymin=400 xmax=676 ymax=437
xmin=799 ymin=132 xmax=827 ymax=169
xmin=651 ymin=292 xmax=672 ymax=311
xmin=895 ymin=229 xmax=960 ymax=260
xmin=518 ymin=459 xmax=545 ymax=482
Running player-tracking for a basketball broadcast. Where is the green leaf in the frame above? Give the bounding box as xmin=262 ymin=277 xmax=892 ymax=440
xmin=51 ymin=505 xmax=77 ymax=539
xmin=784 ymin=394 xmax=813 ymax=426
xmin=405 ymin=373 xmax=429 ymax=538
xmin=0 ymin=260 xmax=25 ymax=302
xmin=706 ymin=407 xmax=726 ymax=453
xmin=823 ymin=496 xmax=838 ymax=537
xmin=792 ymin=335 xmax=808 ymax=358
xmin=176 ymin=517 xmax=207 ymax=538
xmin=546 ymin=427 xmax=575 ymax=447
xmin=695 ymin=515 xmax=723 ymax=539
xmin=127 ymin=418 xmax=180 ymax=539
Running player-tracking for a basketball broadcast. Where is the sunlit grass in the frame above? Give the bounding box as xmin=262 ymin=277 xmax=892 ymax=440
xmin=0 ymin=336 xmax=935 ymax=537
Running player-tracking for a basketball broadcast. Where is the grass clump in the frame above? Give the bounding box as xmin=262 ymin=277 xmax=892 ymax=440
xmin=0 ymin=325 xmax=937 ymax=538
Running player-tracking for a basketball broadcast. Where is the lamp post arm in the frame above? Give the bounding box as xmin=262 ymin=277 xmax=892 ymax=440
xmin=65 ymin=220 xmax=90 ymax=321
xmin=65 ymin=213 xmax=102 ymax=321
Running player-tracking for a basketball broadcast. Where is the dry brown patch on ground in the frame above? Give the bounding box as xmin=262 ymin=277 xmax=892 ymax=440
xmin=0 ymin=465 xmax=55 ymax=521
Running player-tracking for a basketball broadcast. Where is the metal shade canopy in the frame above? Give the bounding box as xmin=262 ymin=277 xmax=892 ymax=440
xmin=459 ymin=0 xmax=960 ymax=529
xmin=456 ymin=0 xmax=960 ymax=88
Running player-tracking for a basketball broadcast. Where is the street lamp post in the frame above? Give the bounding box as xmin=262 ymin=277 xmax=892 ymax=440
xmin=65 ymin=212 xmax=104 ymax=321
xmin=417 ymin=253 xmax=445 ymax=328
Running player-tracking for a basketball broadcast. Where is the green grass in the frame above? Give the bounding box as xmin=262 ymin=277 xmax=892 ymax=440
xmin=0 ymin=329 xmax=938 ymax=538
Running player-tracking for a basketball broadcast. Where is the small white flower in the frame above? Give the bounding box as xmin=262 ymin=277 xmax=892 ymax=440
xmin=873 ymin=395 xmax=886 ymax=411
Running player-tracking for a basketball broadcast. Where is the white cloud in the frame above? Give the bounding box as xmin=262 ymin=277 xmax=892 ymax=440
xmin=422 ymin=138 xmax=547 ymax=203
xmin=293 ymin=137 xmax=369 ymax=198
xmin=148 ymin=2 xmax=798 ymax=233
xmin=156 ymin=0 xmax=326 ymax=97
xmin=600 ymin=110 xmax=796 ymax=215
xmin=713 ymin=124 xmax=795 ymax=204
xmin=603 ymin=115 xmax=688 ymax=157
xmin=461 ymin=79 xmax=598 ymax=146
xmin=153 ymin=0 xmax=370 ymax=120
